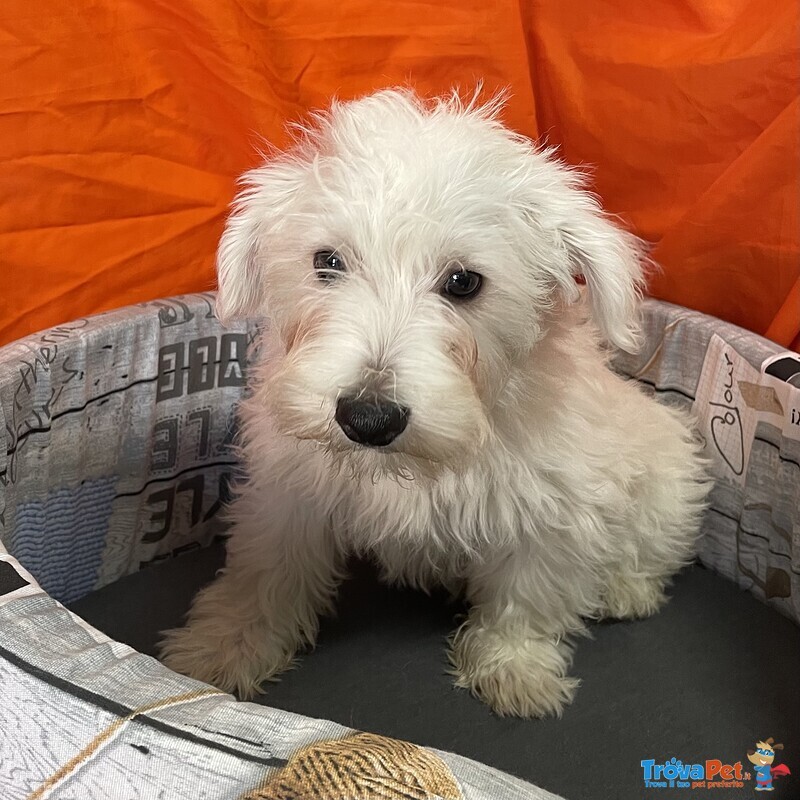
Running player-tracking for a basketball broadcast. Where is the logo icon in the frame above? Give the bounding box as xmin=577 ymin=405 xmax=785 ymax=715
xmin=747 ymin=738 xmax=790 ymax=792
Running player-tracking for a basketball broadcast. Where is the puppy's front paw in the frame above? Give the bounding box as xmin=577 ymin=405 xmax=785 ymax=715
xmin=449 ymin=623 xmax=579 ymax=718
xmin=602 ymin=573 xmax=667 ymax=620
xmin=159 ymin=617 xmax=297 ymax=698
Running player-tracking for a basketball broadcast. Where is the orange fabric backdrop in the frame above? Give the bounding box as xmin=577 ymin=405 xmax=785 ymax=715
xmin=1 ymin=1 xmax=798 ymax=348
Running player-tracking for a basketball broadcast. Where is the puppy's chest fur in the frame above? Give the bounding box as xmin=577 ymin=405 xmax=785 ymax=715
xmin=312 ymin=443 xmax=608 ymax=590
xmin=332 ymin=469 xmax=512 ymax=589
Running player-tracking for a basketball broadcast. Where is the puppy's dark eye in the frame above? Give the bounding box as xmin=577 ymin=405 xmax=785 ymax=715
xmin=442 ymin=270 xmax=482 ymax=300
xmin=313 ymin=250 xmax=346 ymax=282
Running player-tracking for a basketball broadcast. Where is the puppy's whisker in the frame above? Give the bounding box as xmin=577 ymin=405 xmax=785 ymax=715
xmin=386 ymin=369 xmax=399 ymax=404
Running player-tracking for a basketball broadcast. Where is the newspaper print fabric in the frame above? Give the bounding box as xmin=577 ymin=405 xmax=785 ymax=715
xmin=1 ymin=294 xmax=253 ymax=603
xmin=613 ymin=299 xmax=799 ymax=625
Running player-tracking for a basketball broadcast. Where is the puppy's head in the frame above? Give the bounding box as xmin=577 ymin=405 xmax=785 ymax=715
xmin=218 ymin=90 xmax=645 ymax=476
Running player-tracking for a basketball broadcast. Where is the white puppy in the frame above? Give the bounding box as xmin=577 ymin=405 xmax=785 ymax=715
xmin=160 ymin=89 xmax=710 ymax=717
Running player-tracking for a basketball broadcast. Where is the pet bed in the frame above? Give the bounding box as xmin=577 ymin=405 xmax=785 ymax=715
xmin=1 ymin=294 xmax=798 ymax=800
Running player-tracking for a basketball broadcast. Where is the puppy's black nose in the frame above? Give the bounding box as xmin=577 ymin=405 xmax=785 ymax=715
xmin=335 ymin=396 xmax=409 ymax=447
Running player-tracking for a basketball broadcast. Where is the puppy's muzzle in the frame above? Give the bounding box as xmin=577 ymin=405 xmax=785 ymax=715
xmin=335 ymin=396 xmax=410 ymax=447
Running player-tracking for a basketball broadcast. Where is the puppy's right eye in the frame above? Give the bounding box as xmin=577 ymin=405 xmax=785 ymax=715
xmin=313 ymin=250 xmax=346 ymax=282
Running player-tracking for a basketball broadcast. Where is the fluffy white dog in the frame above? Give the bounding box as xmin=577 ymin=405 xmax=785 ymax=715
xmin=160 ymin=89 xmax=709 ymax=717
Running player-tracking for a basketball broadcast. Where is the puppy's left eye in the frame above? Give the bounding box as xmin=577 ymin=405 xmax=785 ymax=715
xmin=442 ymin=269 xmax=482 ymax=300
xmin=313 ymin=250 xmax=346 ymax=282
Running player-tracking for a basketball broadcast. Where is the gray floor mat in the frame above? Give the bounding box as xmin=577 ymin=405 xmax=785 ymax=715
xmin=69 ymin=541 xmax=800 ymax=800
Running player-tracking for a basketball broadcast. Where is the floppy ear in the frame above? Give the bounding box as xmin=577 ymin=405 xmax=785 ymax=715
xmin=522 ymin=151 xmax=647 ymax=353
xmin=215 ymin=172 xmax=269 ymax=325
xmin=216 ymin=157 xmax=309 ymax=324
xmin=558 ymin=201 xmax=647 ymax=353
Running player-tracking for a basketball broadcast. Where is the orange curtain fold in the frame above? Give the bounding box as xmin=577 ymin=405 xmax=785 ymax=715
xmin=1 ymin=1 xmax=798 ymax=349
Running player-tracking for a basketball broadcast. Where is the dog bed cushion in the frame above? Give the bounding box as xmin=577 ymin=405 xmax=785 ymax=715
xmin=1 ymin=294 xmax=798 ymax=799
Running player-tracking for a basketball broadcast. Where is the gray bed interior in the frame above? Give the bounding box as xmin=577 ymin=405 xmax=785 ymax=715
xmin=69 ymin=536 xmax=800 ymax=800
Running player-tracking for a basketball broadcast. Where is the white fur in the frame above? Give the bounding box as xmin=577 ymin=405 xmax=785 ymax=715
xmin=160 ymin=89 xmax=710 ymax=717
